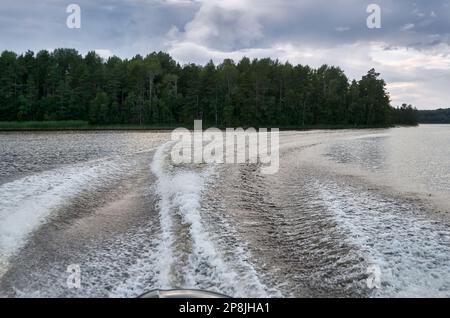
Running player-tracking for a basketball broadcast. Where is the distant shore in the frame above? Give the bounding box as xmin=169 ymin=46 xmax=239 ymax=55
xmin=0 ymin=121 xmax=407 ymax=132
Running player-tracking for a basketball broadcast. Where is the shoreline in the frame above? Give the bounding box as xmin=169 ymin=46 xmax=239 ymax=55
xmin=0 ymin=121 xmax=411 ymax=132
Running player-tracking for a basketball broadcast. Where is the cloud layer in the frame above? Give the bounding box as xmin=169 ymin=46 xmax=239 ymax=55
xmin=1 ymin=0 xmax=450 ymax=109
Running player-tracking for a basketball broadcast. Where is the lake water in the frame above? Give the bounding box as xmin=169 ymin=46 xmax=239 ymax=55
xmin=0 ymin=125 xmax=449 ymax=297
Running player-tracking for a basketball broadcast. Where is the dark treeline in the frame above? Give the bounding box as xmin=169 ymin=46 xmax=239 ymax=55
xmin=417 ymin=108 xmax=450 ymax=124
xmin=392 ymin=103 xmax=418 ymax=126
xmin=0 ymin=49 xmax=417 ymax=127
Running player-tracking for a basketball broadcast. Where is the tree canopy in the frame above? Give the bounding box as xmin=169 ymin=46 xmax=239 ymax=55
xmin=0 ymin=49 xmax=417 ymax=127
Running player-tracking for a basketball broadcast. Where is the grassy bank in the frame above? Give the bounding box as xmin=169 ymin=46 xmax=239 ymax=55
xmin=0 ymin=121 xmax=180 ymax=131
xmin=0 ymin=121 xmax=90 ymax=130
xmin=0 ymin=121 xmax=399 ymax=131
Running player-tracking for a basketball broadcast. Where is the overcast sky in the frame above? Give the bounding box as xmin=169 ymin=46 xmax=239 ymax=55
xmin=1 ymin=0 xmax=450 ymax=109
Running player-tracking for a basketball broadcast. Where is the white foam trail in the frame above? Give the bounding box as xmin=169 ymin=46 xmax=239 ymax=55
xmin=149 ymin=142 xmax=274 ymax=297
xmin=317 ymin=180 xmax=450 ymax=297
xmin=0 ymin=159 xmax=129 ymax=277
xmin=149 ymin=142 xmax=176 ymax=288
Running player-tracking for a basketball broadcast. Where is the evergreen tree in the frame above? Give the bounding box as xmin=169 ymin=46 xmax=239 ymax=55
xmin=0 ymin=49 xmax=417 ymax=127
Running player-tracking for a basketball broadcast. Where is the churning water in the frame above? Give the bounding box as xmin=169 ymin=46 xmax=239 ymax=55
xmin=0 ymin=126 xmax=449 ymax=297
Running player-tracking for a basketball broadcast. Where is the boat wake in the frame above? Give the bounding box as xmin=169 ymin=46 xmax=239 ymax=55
xmin=141 ymin=142 xmax=279 ymax=297
xmin=317 ymin=179 xmax=450 ymax=297
xmin=0 ymin=157 xmax=134 ymax=279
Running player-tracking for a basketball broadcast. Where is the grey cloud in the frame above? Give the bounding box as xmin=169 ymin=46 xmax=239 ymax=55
xmin=1 ymin=0 xmax=450 ymax=109
xmin=1 ymin=0 xmax=449 ymax=54
xmin=0 ymin=0 xmax=198 ymax=56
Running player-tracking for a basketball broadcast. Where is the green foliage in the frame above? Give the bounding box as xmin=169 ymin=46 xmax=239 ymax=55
xmin=0 ymin=49 xmax=417 ymax=127
xmin=89 ymin=91 xmax=110 ymax=124
xmin=392 ymin=104 xmax=419 ymax=126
